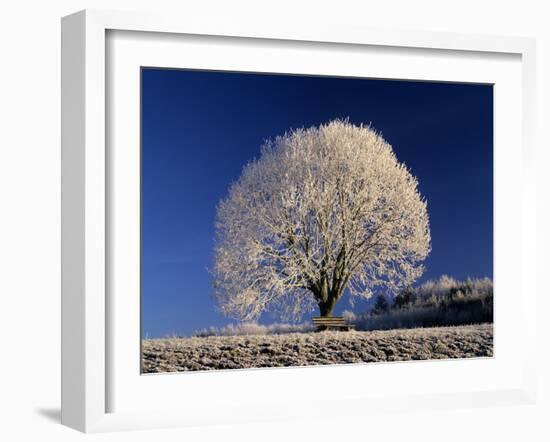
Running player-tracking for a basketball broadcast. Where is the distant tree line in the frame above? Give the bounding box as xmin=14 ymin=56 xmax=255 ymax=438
xmin=344 ymin=275 xmax=493 ymax=331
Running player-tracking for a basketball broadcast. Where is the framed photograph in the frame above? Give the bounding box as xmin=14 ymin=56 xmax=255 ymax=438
xmin=61 ymin=9 xmax=537 ymax=433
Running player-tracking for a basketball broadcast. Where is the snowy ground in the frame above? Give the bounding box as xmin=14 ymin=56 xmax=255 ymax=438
xmin=141 ymin=323 xmax=493 ymax=373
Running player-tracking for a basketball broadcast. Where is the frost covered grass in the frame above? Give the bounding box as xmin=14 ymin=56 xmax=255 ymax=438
xmin=193 ymin=322 xmax=315 ymax=337
xmin=142 ymin=323 xmax=493 ymax=373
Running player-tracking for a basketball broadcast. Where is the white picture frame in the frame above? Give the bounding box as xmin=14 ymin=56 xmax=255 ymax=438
xmin=61 ymin=9 xmax=537 ymax=433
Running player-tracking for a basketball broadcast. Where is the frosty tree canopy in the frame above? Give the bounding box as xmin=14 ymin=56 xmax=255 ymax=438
xmin=213 ymin=120 xmax=431 ymax=320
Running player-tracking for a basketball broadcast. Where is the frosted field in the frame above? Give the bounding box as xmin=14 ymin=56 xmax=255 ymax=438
xmin=141 ymin=323 xmax=493 ymax=373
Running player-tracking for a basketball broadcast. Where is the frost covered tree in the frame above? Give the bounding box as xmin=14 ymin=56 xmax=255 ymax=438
xmin=213 ymin=120 xmax=431 ymax=321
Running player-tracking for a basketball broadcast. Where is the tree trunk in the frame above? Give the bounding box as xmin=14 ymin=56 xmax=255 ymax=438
xmin=318 ymin=294 xmax=338 ymax=317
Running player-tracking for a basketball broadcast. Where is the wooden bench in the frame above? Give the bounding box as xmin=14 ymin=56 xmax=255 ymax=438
xmin=312 ymin=316 xmax=354 ymax=332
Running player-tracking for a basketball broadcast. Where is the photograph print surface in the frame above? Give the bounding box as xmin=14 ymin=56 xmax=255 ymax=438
xmin=140 ymin=69 xmax=493 ymax=373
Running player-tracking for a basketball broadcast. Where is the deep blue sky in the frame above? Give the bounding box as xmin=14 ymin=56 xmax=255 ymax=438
xmin=141 ymin=68 xmax=493 ymax=338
